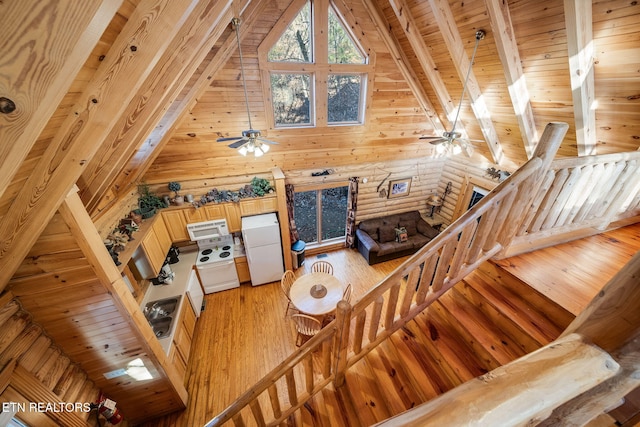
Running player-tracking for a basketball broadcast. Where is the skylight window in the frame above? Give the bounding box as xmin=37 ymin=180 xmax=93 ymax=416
xmin=259 ymin=0 xmax=373 ymax=128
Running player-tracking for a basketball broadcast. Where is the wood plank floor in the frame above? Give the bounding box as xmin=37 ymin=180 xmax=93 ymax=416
xmin=147 ymin=222 xmax=640 ymax=426
xmin=495 ymin=222 xmax=640 ymax=315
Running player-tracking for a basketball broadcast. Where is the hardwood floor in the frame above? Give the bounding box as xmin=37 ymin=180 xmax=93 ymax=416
xmin=495 ymin=222 xmax=640 ymax=315
xmin=147 ymin=223 xmax=640 ymax=426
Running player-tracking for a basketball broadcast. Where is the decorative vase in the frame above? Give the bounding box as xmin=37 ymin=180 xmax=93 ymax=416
xmin=174 ymin=195 xmax=184 ymax=205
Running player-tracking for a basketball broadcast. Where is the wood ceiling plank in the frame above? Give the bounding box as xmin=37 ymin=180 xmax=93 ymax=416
xmin=428 ymin=0 xmax=504 ymax=165
xmin=79 ymin=0 xmax=234 ymax=216
xmin=109 ymin=0 xmax=269 ymax=198
xmin=0 ymin=0 xmax=203 ymax=290
xmin=0 ymin=0 xmax=122 ymax=201
xmin=361 ymin=0 xmax=445 ymax=134
xmin=484 ymin=0 xmax=539 ymax=159
xmin=564 ymin=0 xmax=597 ymax=156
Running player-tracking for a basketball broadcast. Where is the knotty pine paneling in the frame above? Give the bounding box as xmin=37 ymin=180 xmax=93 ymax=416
xmin=7 ymin=211 xmax=185 ymax=424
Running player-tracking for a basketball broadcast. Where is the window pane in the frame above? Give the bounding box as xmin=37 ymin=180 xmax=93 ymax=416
xmin=328 ymin=7 xmax=365 ymax=64
xmin=294 ymin=190 xmax=317 ymax=244
xmin=268 ymin=1 xmax=312 ymax=62
xmin=271 ymin=73 xmax=312 ymax=126
xmin=321 ymin=186 xmax=348 ymax=240
xmin=328 ymin=74 xmax=362 ymax=123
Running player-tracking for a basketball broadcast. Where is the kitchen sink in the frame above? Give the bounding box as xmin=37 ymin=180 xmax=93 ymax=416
xmin=148 ymin=316 xmax=173 ymax=339
xmin=143 ymin=296 xmax=180 ymax=319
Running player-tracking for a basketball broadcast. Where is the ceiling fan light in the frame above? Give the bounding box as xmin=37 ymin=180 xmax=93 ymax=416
xmin=452 ymin=144 xmax=463 ymax=155
xmin=238 ymin=146 xmax=248 ymax=156
xmin=436 ymin=143 xmax=447 ymax=154
xmin=247 ymin=142 xmax=255 ymax=153
xmin=261 ymin=143 xmax=270 ymax=153
xmin=254 ymin=146 xmax=264 ymax=157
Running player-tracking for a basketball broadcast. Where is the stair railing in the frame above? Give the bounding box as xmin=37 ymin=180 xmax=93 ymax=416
xmin=206 ymin=123 xmax=568 ymax=426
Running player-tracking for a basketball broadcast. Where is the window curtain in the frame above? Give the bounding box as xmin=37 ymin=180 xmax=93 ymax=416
xmin=345 ymin=177 xmax=359 ymax=248
xmin=285 ymin=184 xmax=299 ymax=244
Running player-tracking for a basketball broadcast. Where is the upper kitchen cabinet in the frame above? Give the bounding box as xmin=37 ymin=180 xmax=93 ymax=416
xmin=240 ymin=196 xmax=278 ymax=216
xmin=163 ymin=210 xmax=190 ymax=243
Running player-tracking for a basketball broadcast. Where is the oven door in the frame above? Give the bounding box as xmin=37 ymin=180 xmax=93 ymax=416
xmin=196 ymin=260 xmax=239 ymax=294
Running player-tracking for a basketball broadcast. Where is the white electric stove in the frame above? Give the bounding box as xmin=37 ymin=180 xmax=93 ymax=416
xmin=191 ymin=221 xmax=240 ymax=294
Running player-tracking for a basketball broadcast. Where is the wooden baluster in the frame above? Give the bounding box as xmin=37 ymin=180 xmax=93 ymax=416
xmin=285 ymin=369 xmax=297 ymax=406
xmin=368 ymin=296 xmax=384 ymax=343
xmin=384 ymin=283 xmax=401 ymax=329
xmin=232 ymin=413 xmax=245 ymax=427
xmin=599 ymin=160 xmax=640 ymax=229
xmin=322 ymin=339 xmax=331 ymax=379
xmin=517 ymin=169 xmax=555 ymax=236
xmin=528 ymin=168 xmax=569 ymax=233
xmin=249 ymin=400 xmax=266 ymax=427
xmin=431 ymin=240 xmax=456 ymax=293
xmin=447 ymin=220 xmax=478 ymax=282
xmin=466 ymin=203 xmax=500 ymax=264
xmin=304 ymin=353 xmax=314 ymax=394
xmin=333 ymin=300 xmax=352 ymax=388
xmin=574 ymin=162 xmax=609 ymax=222
xmin=416 ymin=255 xmax=438 ymax=304
xmin=267 ymin=384 xmax=281 ymax=420
xmin=353 ymin=310 xmax=367 ymax=354
xmin=400 ymin=268 xmax=420 ymax=317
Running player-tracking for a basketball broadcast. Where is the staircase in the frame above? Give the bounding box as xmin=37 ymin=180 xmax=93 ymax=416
xmin=291 ymin=261 xmax=574 ymax=426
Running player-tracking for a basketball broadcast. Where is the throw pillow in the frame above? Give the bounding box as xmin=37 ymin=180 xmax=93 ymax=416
xmin=395 ymin=227 xmax=408 ymax=243
xmin=379 ymin=225 xmax=396 ymax=243
xmin=400 ymin=221 xmax=417 ymax=236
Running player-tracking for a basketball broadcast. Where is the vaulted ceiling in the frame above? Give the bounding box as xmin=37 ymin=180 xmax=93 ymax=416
xmin=1 ymin=0 xmax=639 ymax=286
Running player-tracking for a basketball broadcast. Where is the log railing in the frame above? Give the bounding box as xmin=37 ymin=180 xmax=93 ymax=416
xmin=205 ymin=123 xmax=569 ymax=427
xmin=502 ymin=150 xmax=640 ymax=257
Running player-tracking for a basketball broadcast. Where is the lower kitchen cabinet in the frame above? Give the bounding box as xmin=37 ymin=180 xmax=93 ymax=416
xmin=170 ymin=300 xmax=197 ymax=379
xmin=234 ymin=256 xmax=251 ymax=283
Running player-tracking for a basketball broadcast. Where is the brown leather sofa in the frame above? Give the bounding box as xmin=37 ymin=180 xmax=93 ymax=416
xmin=355 ymin=210 xmax=439 ymax=265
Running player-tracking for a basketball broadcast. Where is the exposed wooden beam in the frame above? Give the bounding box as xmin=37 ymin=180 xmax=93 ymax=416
xmin=428 ymin=0 xmax=504 ymax=165
xmin=387 ymin=0 xmax=459 ymax=129
xmin=564 ymin=0 xmax=597 ymax=156
xmin=484 ymin=0 xmax=539 ymax=159
xmin=107 ymin=0 xmax=270 ymax=198
xmin=79 ymin=0 xmax=234 ymax=215
xmin=0 ymin=0 xmax=122 ymax=201
xmin=361 ymin=0 xmax=445 ymax=134
xmin=0 ymin=0 xmax=202 ymax=290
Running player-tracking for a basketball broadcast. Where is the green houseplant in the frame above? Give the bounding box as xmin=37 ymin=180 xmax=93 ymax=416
xmin=137 ymin=183 xmax=167 ymax=218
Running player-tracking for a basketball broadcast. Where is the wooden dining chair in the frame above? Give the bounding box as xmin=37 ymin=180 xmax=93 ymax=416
xmin=280 ymin=270 xmax=296 ymax=318
xmin=311 ymin=260 xmax=334 ymax=275
xmin=342 ymin=283 xmax=352 ymax=303
xmin=291 ymin=313 xmax=323 ymax=347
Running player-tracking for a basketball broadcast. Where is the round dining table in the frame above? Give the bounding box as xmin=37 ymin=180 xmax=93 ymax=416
xmin=289 ymin=272 xmax=344 ymax=316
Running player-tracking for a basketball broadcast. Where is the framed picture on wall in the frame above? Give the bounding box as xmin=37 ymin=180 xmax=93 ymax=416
xmin=388 ymin=178 xmax=412 ymax=198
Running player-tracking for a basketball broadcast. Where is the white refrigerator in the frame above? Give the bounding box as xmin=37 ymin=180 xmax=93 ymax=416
xmin=241 ymin=213 xmax=284 ymax=286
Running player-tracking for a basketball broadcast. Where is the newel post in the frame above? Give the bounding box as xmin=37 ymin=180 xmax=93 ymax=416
xmin=333 ymin=300 xmax=352 ymax=388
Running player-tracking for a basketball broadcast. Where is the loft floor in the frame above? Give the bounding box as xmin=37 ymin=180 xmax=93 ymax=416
xmin=495 ymin=222 xmax=640 ymax=315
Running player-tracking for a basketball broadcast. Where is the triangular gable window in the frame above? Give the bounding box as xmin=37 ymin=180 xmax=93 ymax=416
xmin=328 ymin=6 xmax=365 ymax=64
xmin=268 ymin=1 xmax=312 ymax=63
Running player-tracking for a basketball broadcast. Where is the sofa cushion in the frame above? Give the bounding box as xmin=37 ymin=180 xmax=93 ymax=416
xmin=359 ymin=221 xmax=379 ymax=241
xmin=400 ymin=220 xmax=417 ymax=236
xmin=379 ymin=224 xmax=396 ymax=243
xmin=378 ymin=240 xmax=414 ymax=256
xmin=410 ymin=233 xmax=430 ymax=249
xmin=417 ymin=221 xmax=439 ymax=239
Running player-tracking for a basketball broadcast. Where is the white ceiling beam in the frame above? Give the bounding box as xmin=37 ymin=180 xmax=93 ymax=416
xmin=564 ymin=0 xmax=597 ymax=156
xmin=484 ymin=0 xmax=539 ymax=159
xmin=428 ymin=0 xmax=504 ymax=165
xmin=361 ymin=0 xmax=445 ymax=133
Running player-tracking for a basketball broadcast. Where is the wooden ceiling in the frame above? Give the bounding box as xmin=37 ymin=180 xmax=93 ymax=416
xmin=1 ymin=0 xmax=639 ymax=287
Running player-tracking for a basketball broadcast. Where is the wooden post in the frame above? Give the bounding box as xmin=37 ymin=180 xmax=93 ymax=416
xmin=272 ymin=167 xmax=293 ymax=271
xmin=333 ymin=300 xmax=352 ymax=388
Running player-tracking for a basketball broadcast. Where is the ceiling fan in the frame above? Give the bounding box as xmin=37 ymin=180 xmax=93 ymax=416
xmin=420 ymin=29 xmax=486 ymax=156
xmin=217 ymin=18 xmax=278 ymax=157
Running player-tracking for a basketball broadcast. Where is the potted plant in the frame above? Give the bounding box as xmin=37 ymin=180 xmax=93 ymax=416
xmin=137 ymin=183 xmax=167 ymax=218
xmin=168 ymin=181 xmax=183 ymax=205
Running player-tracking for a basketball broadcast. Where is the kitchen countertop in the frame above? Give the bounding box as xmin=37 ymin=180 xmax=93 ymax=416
xmin=140 ymin=247 xmax=198 ymax=355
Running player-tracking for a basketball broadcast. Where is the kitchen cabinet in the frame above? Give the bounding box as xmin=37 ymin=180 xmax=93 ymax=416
xmin=183 ymin=207 xmax=205 ymax=224
xmin=162 ymin=210 xmax=189 ymax=242
xmin=240 ymin=196 xmax=278 ymax=216
xmin=139 ymin=216 xmax=172 ymax=277
xmin=170 ymin=299 xmax=197 ymax=379
xmin=204 ymin=204 xmax=225 ymax=221
xmin=234 ymin=256 xmax=251 ymax=283
xmin=224 ymin=203 xmax=242 ymax=232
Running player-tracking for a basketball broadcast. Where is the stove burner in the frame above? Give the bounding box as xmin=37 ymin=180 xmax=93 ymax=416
xmin=202 ymin=248 xmax=213 ymax=255
xmin=219 ymin=251 xmax=231 ymax=258
xmin=222 ymin=245 xmax=231 ymax=251
xmin=199 ymin=256 xmax=210 ymax=263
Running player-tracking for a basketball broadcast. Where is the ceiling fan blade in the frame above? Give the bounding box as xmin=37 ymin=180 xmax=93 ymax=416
xmin=217 ymin=136 xmax=242 ymax=142
xmin=419 ymin=136 xmax=444 ymax=140
xmin=426 ymin=138 xmax=448 ymax=145
xmin=257 ymin=137 xmax=279 ymax=145
xmin=228 ymin=138 xmax=249 ymax=149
